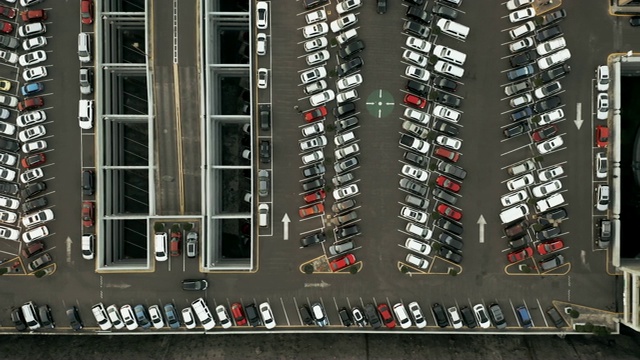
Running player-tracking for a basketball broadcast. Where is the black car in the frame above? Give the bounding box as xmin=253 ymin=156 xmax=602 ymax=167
xmin=509 ymin=235 xmax=531 ymax=249
xmin=404 ymin=0 xmax=425 ymax=6
xmin=259 ymin=140 xmax=270 ymax=164
xmin=599 ymin=218 xmax=612 ymax=249
xmin=433 ymin=91 xmax=461 ymax=108
xmin=437 ymin=217 xmax=463 ymax=236
xmin=433 ymin=119 xmax=459 ymax=136
xmin=377 ymin=0 xmax=387 ymax=13
xmin=245 ymin=303 xmax=261 ymax=326
xmin=339 ymin=307 xmax=353 ymax=326
xmin=510 ymin=106 xmax=533 ymax=122
xmin=0 ymin=180 xmax=18 ymax=196
xmin=503 ymin=121 xmax=531 ymax=138
xmin=336 ymin=224 xmax=360 ymax=240
xmin=299 ymin=305 xmax=314 ymax=325
xmin=11 ymin=307 xmax=26 ymax=331
xmin=364 ymin=303 xmax=382 ymax=329
xmin=22 ymin=196 xmax=47 ymax=214
xmin=406 ymin=6 xmax=432 ymax=24
xmin=533 ymin=95 xmax=561 ymax=113
xmin=631 ymin=16 xmax=640 ymax=26
xmin=303 ymin=0 xmax=329 ymax=9
xmin=403 ymin=151 xmax=428 ymax=167
xmin=538 ymin=207 xmax=568 ymax=227
xmin=438 ymin=246 xmax=462 ymax=264
xmin=402 ymin=20 xmax=429 ymax=38
xmin=432 ymin=188 xmax=458 ymax=206
xmin=540 ymin=64 xmax=571 ymax=83
xmin=181 ymin=279 xmax=209 ymax=291
xmin=302 ymin=178 xmax=324 ymax=192
xmin=333 ymin=102 xmax=356 ymax=118
xmin=67 ymin=306 xmax=83 ymax=331
xmin=536 ymin=226 xmax=561 ymax=241
xmin=459 ymin=306 xmax=477 ymax=328
xmin=433 ymin=76 xmax=457 ymax=92
xmin=0 ymin=137 xmax=19 ymax=152
xmin=432 ymin=4 xmax=458 ymax=20
xmin=406 ymin=80 xmax=428 ymax=96
xmin=432 ymin=303 xmax=449 ymax=328
xmin=300 ymin=232 xmax=326 ymax=247
xmin=509 ymin=50 xmax=537 ymax=68
xmin=22 ymin=181 xmax=46 ymax=198
xmin=82 ymin=170 xmax=94 ymax=196
xmin=335 ymin=116 xmax=358 ymax=132
xmin=438 ymin=232 xmax=463 ymax=251
xmin=302 ymin=164 xmax=326 ymax=178
xmin=539 ymin=9 xmax=566 ymax=27
xmin=332 ymin=199 xmax=356 ymax=213
xmin=437 ymin=161 xmax=467 ymax=180
xmin=39 ymin=305 xmax=55 ymax=329
xmin=535 ymin=25 xmax=562 ymax=42
xmin=338 ymin=40 xmax=365 ymax=59
xmin=336 ymin=57 xmax=363 ymax=77
xmin=399 ymin=178 xmax=427 ymax=196
xmin=259 ymin=104 xmax=270 ymax=131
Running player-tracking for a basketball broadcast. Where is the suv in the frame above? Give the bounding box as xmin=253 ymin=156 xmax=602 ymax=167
xmin=539 ymin=254 xmax=565 ymax=271
xmin=336 ymin=57 xmax=363 ymax=77
xmin=403 ymin=20 xmax=430 ymax=38
xmin=432 ymin=303 xmax=449 ymax=328
xmin=437 ymin=161 xmax=466 ymax=180
xmin=336 ymin=224 xmax=360 ymax=240
xmin=22 ymin=196 xmax=47 ymax=214
xmin=298 ymin=304 xmax=314 ymax=325
xmin=504 ymin=80 xmax=531 ymax=96
xmin=541 ymin=64 xmax=570 ymax=83
xmin=364 ymin=303 xmax=382 ymax=329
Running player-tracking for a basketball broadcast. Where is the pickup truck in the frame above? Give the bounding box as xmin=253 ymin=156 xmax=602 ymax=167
xmin=399 ymin=134 xmax=430 ymax=154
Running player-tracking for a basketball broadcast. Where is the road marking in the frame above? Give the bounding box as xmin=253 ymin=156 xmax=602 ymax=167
xmin=66 ymin=236 xmax=72 ymax=263
xmin=282 ymin=213 xmax=290 ymax=240
xmin=172 ymin=0 xmax=179 ymax=64
xmin=304 ymin=280 xmax=331 ymax=288
xmin=574 ymin=102 xmax=583 ymax=129
xmin=477 ymin=215 xmax=486 ymax=243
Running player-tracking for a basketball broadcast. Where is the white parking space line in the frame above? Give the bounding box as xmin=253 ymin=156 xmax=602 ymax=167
xmin=500 ymin=143 xmax=531 ymax=157
xmin=279 ymin=298 xmax=291 ymax=326
xmin=535 ymin=299 xmax=549 ymax=327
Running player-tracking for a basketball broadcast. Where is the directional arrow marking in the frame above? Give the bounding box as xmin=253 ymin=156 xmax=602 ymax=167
xmin=477 ymin=215 xmax=486 ymax=244
xmin=574 ymin=102 xmax=583 ymax=130
xmin=66 ymin=237 xmax=72 ymax=263
xmin=282 ymin=213 xmax=290 ymax=240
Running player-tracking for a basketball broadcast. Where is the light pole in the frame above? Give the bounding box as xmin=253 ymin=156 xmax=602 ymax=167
xmin=131 ymin=42 xmax=150 ymax=59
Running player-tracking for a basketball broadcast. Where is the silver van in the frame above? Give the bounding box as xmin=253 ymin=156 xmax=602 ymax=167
xmin=329 ymin=239 xmax=354 ymax=255
xmin=21 ymin=301 xmax=41 ymax=330
xmin=78 ymin=32 xmax=91 ymax=63
xmin=499 ymin=204 xmax=529 ymax=224
xmin=154 ymin=232 xmax=167 ymax=262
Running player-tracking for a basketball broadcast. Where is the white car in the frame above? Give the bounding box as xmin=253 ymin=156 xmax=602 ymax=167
xmin=393 ymin=303 xmax=412 ymax=329
xmin=473 ymin=304 xmax=491 ymax=329
xmin=22 ymin=140 xmax=47 ymax=154
xmin=303 ymin=37 xmax=328 ymax=52
xmin=404 ymin=108 xmax=430 ymax=125
xmin=18 ymin=125 xmax=46 ymax=142
xmin=333 ymin=184 xmax=359 ymax=200
xmin=510 ymin=93 xmax=533 ymax=108
xmin=401 ymin=207 xmax=428 ymax=224
xmin=532 ymin=179 xmax=562 ymax=198
xmin=435 ymin=135 xmax=462 ymax=150
xmin=402 ymin=49 xmax=427 ymax=67
xmin=0 ymin=121 xmax=15 ymax=136
xmin=0 ymin=226 xmax=19 ymax=241
xmin=506 ymin=0 xmax=533 ymax=10
xmin=500 ymin=190 xmax=528 ymax=207
xmin=259 ymin=302 xmax=276 ymax=329
xmin=17 ymin=111 xmax=46 ymax=128
xmin=405 ymin=36 xmax=431 ymax=54
xmin=91 ymin=303 xmax=113 ymax=331
xmin=182 ymin=307 xmax=196 ymax=329
xmin=22 ymin=36 xmax=47 ymax=51
xmin=256 ymin=33 xmax=267 ymax=56
xmin=509 ymin=8 xmax=535 ymax=23
xmin=300 ymin=66 xmax=327 ymax=84
xmin=22 ymin=225 xmax=49 ymax=243
xmin=0 ymin=195 xmax=18 ymax=209
xmin=597 ymin=93 xmax=609 ymax=120
xmin=402 ymin=164 xmax=429 ymax=182
xmin=538 ymin=108 xmax=564 ymax=126
xmin=534 ymin=81 xmax=562 ymax=99
xmin=23 ymin=66 xmax=47 ymax=82
xmin=309 ymin=89 xmax=335 ymax=106
xmin=0 ymin=209 xmax=17 ymax=224
xmin=305 ymin=9 xmax=326 ymax=24
xmin=306 ymin=50 xmax=329 ymax=66
xmin=337 ymin=73 xmax=362 ymax=91
xmin=191 ymin=298 xmax=215 ymax=330
xmin=432 ymin=105 xmax=461 ymax=123
xmin=120 ymin=305 xmax=139 ymax=331
xmin=302 ymin=22 xmax=329 ymax=39
xmin=0 ymin=152 xmax=16 ymax=166
xmin=336 ymin=0 xmax=362 ymax=14
xmin=405 ymin=65 xmax=430 ymax=82
xmin=337 ymin=89 xmax=358 ymax=103
xmin=537 ymin=49 xmax=571 ymax=70
xmin=18 ymin=22 xmax=46 ymax=38
xmin=447 ymin=307 xmax=463 ymax=329
xmin=18 ymin=50 xmax=46 ymax=67
xmin=408 ymin=302 xmax=427 ymax=328
xmin=301 ymin=150 xmax=324 ymax=164
xmin=215 ymin=305 xmax=232 ymax=329
xmin=106 ymin=305 xmax=126 ymax=330
xmin=596 ymin=65 xmax=610 ymax=92
xmin=404 ymin=238 xmax=431 ymax=255
xmin=148 ymin=305 xmax=165 ymax=329
xmin=596 ymin=185 xmax=610 ymax=212
xmin=595 ymin=153 xmax=608 ymax=179
xmin=509 ymin=21 xmax=536 ymax=40
xmin=301 ymin=123 xmax=324 ymax=137
xmin=538 ymin=165 xmax=564 ymax=181
xmin=330 ymin=13 xmax=357 ymax=33
xmin=299 ymin=135 xmax=327 ymax=151
xmin=536 ymin=37 xmax=566 ymax=56
xmin=434 ymin=60 xmax=464 ymax=79
xmin=20 ymin=167 xmax=43 ymax=183
xmin=0 ymin=49 xmax=17 ymax=64
xmin=335 ymin=28 xmax=357 ymax=45
xmin=537 ymin=135 xmax=564 ymax=154
xmin=256 ymin=1 xmax=268 ymax=29
xmin=406 ymin=253 xmax=429 ymax=269
xmin=257 ymin=68 xmax=268 ymax=89
xmin=507 ymin=174 xmax=534 ymax=191
xmin=509 ymin=36 xmax=534 ymax=53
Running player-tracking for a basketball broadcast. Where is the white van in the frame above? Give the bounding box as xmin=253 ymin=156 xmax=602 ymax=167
xmin=433 ymin=45 xmax=466 ymax=66
xmin=335 ymin=143 xmax=359 ymax=160
xmin=21 ymin=301 xmax=41 ymax=330
xmin=78 ymin=32 xmax=91 ymax=63
xmin=535 ymin=193 xmax=564 ymax=212
xmin=78 ymin=100 xmax=94 ymax=130
xmin=81 ymin=234 xmax=94 ymax=260
xmin=436 ymin=19 xmax=469 ymax=40
xmin=434 ymin=60 xmax=464 ymax=79
xmin=499 ymin=204 xmax=529 ymax=224
xmin=258 ymin=203 xmax=269 ymax=227
xmin=154 ymin=232 xmax=168 ymax=261
xmin=336 ymin=28 xmax=357 ymax=45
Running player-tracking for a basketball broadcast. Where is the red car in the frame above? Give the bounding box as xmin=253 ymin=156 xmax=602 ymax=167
xmin=437 ymin=204 xmax=462 ymax=221
xmin=18 ymin=97 xmax=44 ymax=112
xmin=403 ymin=94 xmax=427 ymax=109
xmin=329 ymin=253 xmax=356 ymax=272
xmin=532 ymin=125 xmax=558 ymax=142
xmin=507 ymin=246 xmax=533 ymax=263
xmin=303 ymin=106 xmax=327 ymax=123
xmin=21 ymin=153 xmax=45 ymax=169
xmin=537 ymin=238 xmax=564 ymax=255
xmin=377 ymin=303 xmax=396 ymax=329
xmin=21 ymin=10 xmax=47 ymax=23
xmin=299 ymin=203 xmax=324 ymax=218
xmin=0 ymin=20 xmax=12 ymax=34
xmin=80 ymin=0 xmax=94 ymax=24
xmin=434 ymin=146 xmax=460 ymax=163
xmin=230 ymin=303 xmax=247 ymax=326
xmin=303 ymin=189 xmax=325 ymax=204
xmin=436 ymin=175 xmax=461 ymax=193
xmin=595 ymin=125 xmax=608 ymax=148
xmin=82 ymin=201 xmax=94 ymax=227
xmin=0 ymin=6 xmax=16 ymax=19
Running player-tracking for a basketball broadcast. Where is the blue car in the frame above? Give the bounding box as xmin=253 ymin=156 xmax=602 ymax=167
xmin=20 ymin=82 xmax=44 ymax=96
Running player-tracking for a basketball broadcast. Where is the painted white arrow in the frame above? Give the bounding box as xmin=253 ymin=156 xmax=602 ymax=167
xmin=574 ymin=102 xmax=583 ymax=130
xmin=282 ymin=213 xmax=290 ymax=240
xmin=304 ymin=280 xmax=331 ymax=288
xmin=66 ymin=237 xmax=72 ymax=263
xmin=477 ymin=215 xmax=486 ymax=244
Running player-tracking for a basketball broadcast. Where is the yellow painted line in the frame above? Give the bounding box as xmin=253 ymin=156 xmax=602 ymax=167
xmin=173 ymin=63 xmax=185 ymax=215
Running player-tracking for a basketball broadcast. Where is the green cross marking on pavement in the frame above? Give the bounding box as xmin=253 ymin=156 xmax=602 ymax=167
xmin=365 ymin=89 xmax=395 ymax=118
